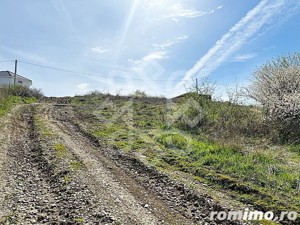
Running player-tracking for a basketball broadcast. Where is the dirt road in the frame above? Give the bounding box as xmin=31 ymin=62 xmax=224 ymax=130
xmin=0 ymin=104 xmax=241 ymax=224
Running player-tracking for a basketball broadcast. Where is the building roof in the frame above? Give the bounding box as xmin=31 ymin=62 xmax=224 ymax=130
xmin=0 ymin=71 xmax=32 ymax=82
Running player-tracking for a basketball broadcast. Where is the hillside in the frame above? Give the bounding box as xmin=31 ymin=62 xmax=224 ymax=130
xmin=0 ymin=88 xmax=299 ymax=224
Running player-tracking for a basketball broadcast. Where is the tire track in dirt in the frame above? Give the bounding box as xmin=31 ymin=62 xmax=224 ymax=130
xmin=0 ymin=106 xmax=21 ymax=220
xmin=0 ymin=105 xmax=117 ymax=224
xmin=0 ymin=105 xmax=59 ymax=224
xmin=41 ymin=104 xmax=192 ymax=225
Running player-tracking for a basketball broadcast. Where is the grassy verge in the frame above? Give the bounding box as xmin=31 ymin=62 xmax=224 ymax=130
xmin=0 ymin=85 xmax=42 ymax=117
xmin=0 ymin=96 xmax=36 ymax=117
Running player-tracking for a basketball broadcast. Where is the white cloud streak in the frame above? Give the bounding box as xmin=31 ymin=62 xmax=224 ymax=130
xmin=130 ymin=34 xmax=189 ymax=65
xmin=153 ymin=35 xmax=189 ymax=49
xmin=51 ymin=0 xmax=75 ymax=31
xmin=144 ymin=0 xmax=218 ymax=21
xmin=181 ymin=0 xmax=300 ymax=84
xmin=162 ymin=3 xmax=207 ymax=19
xmin=128 ymin=51 xmax=167 ymax=66
xmin=232 ymin=53 xmax=257 ymax=62
xmin=91 ymin=46 xmax=111 ymax=54
xmin=142 ymin=51 xmax=168 ymax=61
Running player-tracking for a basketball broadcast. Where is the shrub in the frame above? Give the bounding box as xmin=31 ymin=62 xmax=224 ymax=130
xmin=248 ymin=53 xmax=300 ymax=143
xmin=0 ymin=85 xmax=43 ymax=99
xmin=131 ymin=89 xmax=147 ymax=98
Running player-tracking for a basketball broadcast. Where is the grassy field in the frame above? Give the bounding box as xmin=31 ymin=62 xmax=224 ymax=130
xmin=0 ymin=88 xmax=298 ymax=223
xmin=72 ymin=93 xmax=300 ymax=223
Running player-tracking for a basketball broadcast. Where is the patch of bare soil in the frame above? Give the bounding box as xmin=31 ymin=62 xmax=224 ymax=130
xmin=0 ymin=106 xmax=22 ymax=221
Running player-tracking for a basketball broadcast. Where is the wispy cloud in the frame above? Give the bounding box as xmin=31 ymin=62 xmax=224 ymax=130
xmin=162 ymin=3 xmax=207 ymax=20
xmin=90 ymin=46 xmax=111 ymax=54
xmin=130 ymin=34 xmax=189 ymax=65
xmin=129 ymin=51 xmax=168 ymax=65
xmin=181 ymin=0 xmax=300 ymax=83
xmin=153 ymin=35 xmax=189 ymax=49
xmin=51 ymin=0 xmax=75 ymax=31
xmin=142 ymin=51 xmax=168 ymax=61
xmin=144 ymin=0 xmax=218 ymax=21
xmin=232 ymin=53 xmax=257 ymax=62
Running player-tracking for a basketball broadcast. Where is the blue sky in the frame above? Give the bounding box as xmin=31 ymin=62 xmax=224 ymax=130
xmin=0 ymin=0 xmax=300 ymax=97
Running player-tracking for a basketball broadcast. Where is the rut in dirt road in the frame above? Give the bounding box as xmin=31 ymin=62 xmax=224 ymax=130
xmin=0 ymin=105 xmax=115 ymax=224
xmin=40 ymin=104 xmax=194 ymax=225
xmin=0 ymin=104 xmax=194 ymax=225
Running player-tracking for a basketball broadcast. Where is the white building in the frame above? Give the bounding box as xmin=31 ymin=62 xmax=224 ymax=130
xmin=0 ymin=71 xmax=32 ymax=87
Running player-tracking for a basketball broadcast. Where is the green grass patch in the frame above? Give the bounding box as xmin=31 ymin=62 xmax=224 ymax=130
xmin=74 ymin=217 xmax=84 ymax=223
xmin=0 ymin=96 xmax=22 ymax=117
xmin=34 ymin=116 xmax=53 ymax=137
xmin=63 ymin=175 xmax=72 ymax=183
xmin=0 ymin=96 xmax=37 ymax=117
xmin=289 ymin=144 xmax=300 ymax=155
xmin=0 ymin=85 xmax=42 ymax=118
xmin=70 ymin=160 xmax=83 ymax=171
xmin=93 ymin=124 xmax=122 ymax=138
xmin=156 ymin=133 xmax=189 ymax=149
xmin=54 ymin=143 xmax=67 ymax=158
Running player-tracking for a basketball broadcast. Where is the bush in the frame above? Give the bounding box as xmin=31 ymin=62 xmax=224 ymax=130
xmin=0 ymin=85 xmax=43 ymax=99
xmin=249 ymin=53 xmax=300 ymax=143
xmin=170 ymin=91 xmax=266 ymax=139
xmin=131 ymin=90 xmax=147 ymax=98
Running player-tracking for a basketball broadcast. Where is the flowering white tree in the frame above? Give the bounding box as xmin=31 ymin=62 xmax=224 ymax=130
xmin=249 ymin=53 xmax=300 ymax=142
